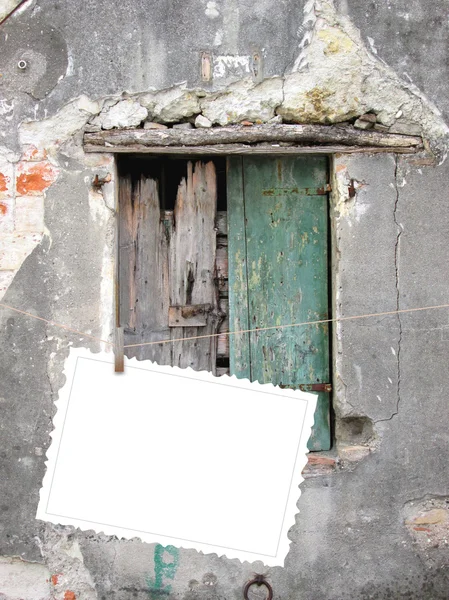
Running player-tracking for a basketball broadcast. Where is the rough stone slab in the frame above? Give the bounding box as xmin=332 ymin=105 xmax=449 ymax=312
xmin=201 ymin=78 xmax=283 ymax=126
xmin=143 ymin=121 xmax=168 ymax=130
xmin=92 ymin=99 xmax=148 ymax=130
xmin=140 ymin=87 xmax=200 ymax=123
xmin=195 ymin=114 xmax=212 ymax=128
xmin=354 ymin=118 xmax=374 ymax=130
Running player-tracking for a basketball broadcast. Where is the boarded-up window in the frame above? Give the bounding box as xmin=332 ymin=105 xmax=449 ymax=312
xmin=118 ymin=155 xmax=331 ymax=450
xmin=118 ymin=156 xmax=229 ymax=375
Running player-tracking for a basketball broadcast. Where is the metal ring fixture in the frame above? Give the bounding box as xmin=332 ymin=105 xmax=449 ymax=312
xmin=243 ymin=576 xmax=273 ymax=600
xmin=17 ymin=59 xmax=28 ymax=70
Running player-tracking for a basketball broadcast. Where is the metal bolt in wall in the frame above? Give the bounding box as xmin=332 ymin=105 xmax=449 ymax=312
xmin=17 ymin=59 xmax=28 ymax=70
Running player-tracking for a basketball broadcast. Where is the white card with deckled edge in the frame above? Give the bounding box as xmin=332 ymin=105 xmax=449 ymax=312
xmin=37 ymin=347 xmax=317 ymax=566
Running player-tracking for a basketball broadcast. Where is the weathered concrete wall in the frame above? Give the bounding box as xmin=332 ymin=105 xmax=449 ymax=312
xmin=0 ymin=1 xmax=448 ymax=598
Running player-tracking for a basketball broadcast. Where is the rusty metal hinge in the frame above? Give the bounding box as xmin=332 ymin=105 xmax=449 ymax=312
xmin=299 ymin=383 xmax=332 ymax=392
xmin=262 ymin=183 xmax=331 ymax=197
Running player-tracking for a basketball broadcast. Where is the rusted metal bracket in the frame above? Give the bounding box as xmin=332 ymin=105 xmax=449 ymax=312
xmin=262 ymin=183 xmax=331 ymax=196
xmin=92 ymin=173 xmax=112 ymax=189
xmin=250 ymin=46 xmax=263 ymax=83
xmin=201 ymin=51 xmax=212 ymax=82
xmin=168 ymin=304 xmax=211 ymax=327
xmin=299 ymin=383 xmax=332 ymax=392
xmin=243 ymin=575 xmax=273 ymax=600
xmin=348 ymin=178 xmax=356 ymax=198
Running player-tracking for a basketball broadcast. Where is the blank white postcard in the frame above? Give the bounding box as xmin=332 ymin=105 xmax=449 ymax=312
xmin=37 ymin=347 xmax=317 ymax=566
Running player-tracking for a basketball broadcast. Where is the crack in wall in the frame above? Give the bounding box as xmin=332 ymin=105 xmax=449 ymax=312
xmin=376 ymin=154 xmax=403 ymax=424
xmin=393 ymin=154 xmax=403 ymax=421
xmin=44 ymin=329 xmax=54 ymax=402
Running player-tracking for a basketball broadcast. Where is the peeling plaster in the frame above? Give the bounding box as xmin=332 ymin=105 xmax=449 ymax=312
xmin=0 ymin=96 xmax=105 ymax=300
xmin=71 ymin=0 xmax=449 ymax=156
xmin=41 ymin=525 xmax=97 ymax=600
xmin=0 ymin=0 xmax=446 ymax=447
xmin=278 ymin=0 xmax=449 ymax=158
xmin=19 ymin=96 xmax=101 ymax=153
xmin=212 ymin=55 xmax=251 ymax=80
xmin=0 ymin=1 xmax=448 ymax=596
xmin=0 ymin=0 xmax=444 ymax=418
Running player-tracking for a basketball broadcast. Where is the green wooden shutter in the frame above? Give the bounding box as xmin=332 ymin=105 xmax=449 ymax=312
xmin=227 ymin=156 xmax=331 ymax=450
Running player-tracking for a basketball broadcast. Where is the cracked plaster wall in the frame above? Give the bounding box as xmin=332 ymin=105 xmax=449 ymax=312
xmin=0 ymin=1 xmax=449 ymax=599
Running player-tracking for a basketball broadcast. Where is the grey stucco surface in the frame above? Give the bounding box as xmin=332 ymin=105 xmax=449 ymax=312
xmin=1 ymin=1 xmax=449 ymax=598
xmin=335 ymin=154 xmax=400 ymax=422
xmin=344 ymin=0 xmax=449 ymax=123
xmin=0 ymin=169 xmax=111 ymax=561
xmin=0 ymin=0 xmax=304 ymax=137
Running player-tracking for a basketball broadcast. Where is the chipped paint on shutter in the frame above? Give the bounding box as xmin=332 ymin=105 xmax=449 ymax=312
xmin=227 ymin=156 xmax=331 ymax=450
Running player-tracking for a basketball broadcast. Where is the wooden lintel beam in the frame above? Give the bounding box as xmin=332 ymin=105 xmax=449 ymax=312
xmin=84 ymin=143 xmax=419 ymax=155
xmin=83 ymin=124 xmax=422 ymax=153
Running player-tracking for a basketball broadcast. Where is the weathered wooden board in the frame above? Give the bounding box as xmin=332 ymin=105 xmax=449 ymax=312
xmin=119 ymin=161 xmax=224 ymax=373
xmin=86 ymin=143 xmax=419 ymax=155
xmin=85 ymin=124 xmax=422 ymax=149
xmin=119 ymin=174 xmax=173 ymax=365
xmin=227 ymin=157 xmax=251 ymax=380
xmin=169 ymin=161 xmax=222 ymax=373
xmin=227 ymin=156 xmax=331 ymax=450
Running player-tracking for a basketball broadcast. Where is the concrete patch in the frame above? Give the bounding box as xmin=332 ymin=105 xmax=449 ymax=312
xmin=0 ymin=556 xmax=51 ymax=600
xmin=404 ymin=497 xmax=449 ymax=568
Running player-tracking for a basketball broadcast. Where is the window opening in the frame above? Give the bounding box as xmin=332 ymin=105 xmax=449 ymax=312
xmin=117 ymin=154 xmax=331 ymax=449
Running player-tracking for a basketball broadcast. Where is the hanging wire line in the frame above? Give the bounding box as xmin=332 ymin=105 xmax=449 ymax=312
xmin=0 ymin=302 xmax=112 ymax=345
xmin=1 ymin=301 xmax=448 ymax=349
xmin=124 ymin=303 xmax=449 ymax=348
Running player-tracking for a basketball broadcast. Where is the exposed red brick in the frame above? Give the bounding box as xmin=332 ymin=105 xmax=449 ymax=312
xmin=414 ymin=526 xmax=431 ymax=532
xmin=51 ymin=573 xmax=60 ymax=585
xmin=302 ymin=454 xmax=337 ymax=477
xmin=307 ymin=455 xmax=336 ymax=466
xmin=0 ymin=172 xmax=9 ymax=192
xmin=0 ymin=202 xmax=7 ymax=215
xmin=16 ymin=162 xmax=58 ymax=195
xmin=64 ymin=592 xmax=76 ymax=600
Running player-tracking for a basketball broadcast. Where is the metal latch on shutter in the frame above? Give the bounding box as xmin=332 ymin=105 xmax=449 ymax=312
xmin=168 ymin=304 xmax=210 ymax=327
xmin=299 ymin=383 xmax=332 ymax=392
